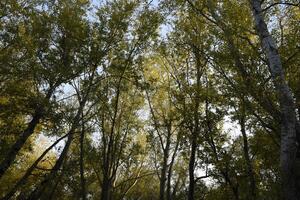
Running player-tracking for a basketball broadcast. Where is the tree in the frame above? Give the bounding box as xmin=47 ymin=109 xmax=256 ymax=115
xmin=249 ymin=1 xmax=299 ymax=199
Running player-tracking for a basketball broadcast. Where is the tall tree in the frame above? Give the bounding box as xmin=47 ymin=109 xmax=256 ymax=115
xmin=249 ymin=1 xmax=299 ymax=199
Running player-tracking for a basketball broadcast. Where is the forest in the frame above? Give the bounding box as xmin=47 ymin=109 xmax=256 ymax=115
xmin=0 ymin=0 xmax=299 ymax=199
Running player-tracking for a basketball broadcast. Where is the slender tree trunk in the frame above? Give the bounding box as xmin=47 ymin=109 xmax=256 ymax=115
xmin=101 ymin=143 xmax=113 ymax=200
xmin=171 ymin=176 xmax=180 ymax=199
xmin=167 ymin=137 xmax=179 ymax=200
xmin=101 ymin=159 xmax=112 ymax=200
xmin=48 ymin=164 xmax=67 ymax=200
xmin=160 ymin=138 xmax=170 ymax=200
xmin=188 ymin=138 xmax=196 ymax=200
xmin=166 ymin=162 xmax=173 ymax=200
xmin=80 ymin=112 xmax=86 ymax=200
xmin=188 ymin=47 xmax=202 ymax=200
xmin=239 ymin=104 xmax=256 ymax=200
xmin=206 ymin=99 xmax=240 ymax=200
xmin=100 ymin=75 xmax=123 ymax=200
xmin=250 ymin=1 xmax=298 ymax=199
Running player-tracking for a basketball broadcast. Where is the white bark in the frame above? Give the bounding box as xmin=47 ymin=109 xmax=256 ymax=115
xmin=249 ymin=1 xmax=298 ymax=199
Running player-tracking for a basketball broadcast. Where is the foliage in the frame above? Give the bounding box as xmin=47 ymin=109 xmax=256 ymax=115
xmin=0 ymin=0 xmax=299 ymax=199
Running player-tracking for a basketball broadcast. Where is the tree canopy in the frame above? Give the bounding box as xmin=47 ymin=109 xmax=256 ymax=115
xmin=0 ymin=0 xmax=300 ymax=200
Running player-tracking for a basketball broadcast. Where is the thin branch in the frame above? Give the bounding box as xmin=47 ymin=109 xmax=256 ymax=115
xmin=262 ymin=2 xmax=300 ymax=12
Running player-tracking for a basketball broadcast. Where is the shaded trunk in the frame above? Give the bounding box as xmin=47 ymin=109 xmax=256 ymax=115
xmin=27 ymin=130 xmax=75 ymax=200
xmin=80 ymin=112 xmax=86 ymax=200
xmin=209 ymin=135 xmax=240 ymax=200
xmin=48 ymin=165 xmax=66 ymax=200
xmin=188 ymin=47 xmax=202 ymax=200
xmin=101 ymin=149 xmax=113 ymax=200
xmin=1 ymin=133 xmax=69 ymax=200
xmin=171 ymin=176 xmax=180 ymax=199
xmin=101 ymin=78 xmax=121 ymax=200
xmin=26 ymin=101 xmax=84 ymax=200
xmin=188 ymin=138 xmax=196 ymax=200
xmin=101 ymin=176 xmax=112 ymax=200
xmin=0 ymin=88 xmax=54 ymax=180
xmin=250 ymin=1 xmax=298 ymax=199
xmin=0 ymin=109 xmax=42 ymax=180
xmin=159 ymin=161 xmax=167 ymax=200
xmin=239 ymin=106 xmax=256 ymax=200
xmin=206 ymin=99 xmax=239 ymax=200
xmin=166 ymin=162 xmax=173 ymax=200
xmin=160 ymin=133 xmax=170 ymax=200
xmin=167 ymin=137 xmax=179 ymax=200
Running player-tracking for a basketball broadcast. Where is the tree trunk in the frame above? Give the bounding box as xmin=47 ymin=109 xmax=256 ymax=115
xmin=1 ymin=133 xmax=69 ymax=200
xmin=80 ymin=112 xmax=86 ymax=200
xmin=101 ymin=176 xmax=112 ymax=200
xmin=167 ymin=137 xmax=179 ymax=200
xmin=249 ymin=1 xmax=298 ymax=199
xmin=160 ymin=139 xmax=170 ymax=200
xmin=26 ymin=101 xmax=84 ymax=200
xmin=0 ymin=109 xmax=42 ymax=180
xmin=206 ymin=99 xmax=240 ymax=200
xmin=188 ymin=47 xmax=202 ymax=200
xmin=27 ymin=131 xmax=75 ymax=200
xmin=188 ymin=138 xmax=196 ymax=200
xmin=101 ymin=145 xmax=113 ymax=200
xmin=166 ymin=160 xmax=173 ymax=200
xmin=239 ymin=105 xmax=256 ymax=200
xmin=159 ymin=164 xmax=167 ymax=200
xmin=0 ymin=88 xmax=54 ymax=180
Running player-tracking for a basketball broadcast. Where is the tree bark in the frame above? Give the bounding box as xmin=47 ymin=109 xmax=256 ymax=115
xmin=159 ymin=163 xmax=167 ymax=200
xmin=167 ymin=136 xmax=179 ymax=200
xmin=0 ymin=109 xmax=42 ymax=180
xmin=249 ymin=1 xmax=298 ymax=199
xmin=80 ymin=112 xmax=86 ymax=200
xmin=101 ymin=176 xmax=112 ymax=200
xmin=1 ymin=133 xmax=69 ymax=200
xmin=188 ymin=47 xmax=202 ymax=200
xmin=159 ymin=128 xmax=171 ymax=200
xmin=26 ymin=99 xmax=85 ymax=200
xmin=0 ymin=88 xmax=54 ymax=180
xmin=206 ymin=98 xmax=240 ymax=200
xmin=239 ymin=104 xmax=257 ymax=200
xmin=27 ymin=128 xmax=75 ymax=200
xmin=188 ymin=137 xmax=196 ymax=200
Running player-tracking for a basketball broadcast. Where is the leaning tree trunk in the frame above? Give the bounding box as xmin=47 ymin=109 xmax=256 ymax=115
xmin=26 ymin=99 xmax=85 ymax=200
xmin=1 ymin=133 xmax=69 ymax=200
xmin=27 ymin=127 xmax=76 ymax=200
xmin=0 ymin=109 xmax=42 ymax=180
xmin=0 ymin=88 xmax=54 ymax=180
xmin=250 ymin=1 xmax=298 ymax=199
